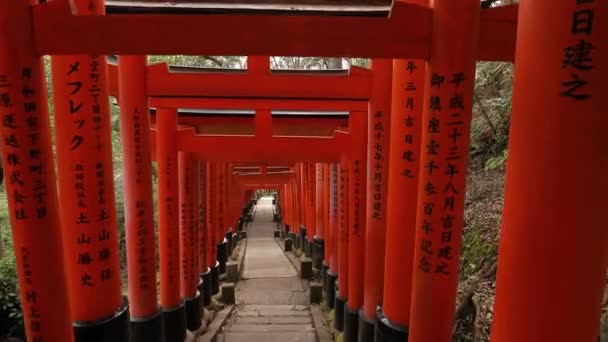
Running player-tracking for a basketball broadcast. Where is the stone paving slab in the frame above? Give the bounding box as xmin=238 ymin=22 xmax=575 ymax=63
xmin=223 ymin=332 xmax=316 ymax=342
xmin=226 ymin=324 xmax=315 ymax=332
xmin=236 ymin=278 xmax=308 ymax=305
xmin=235 ymin=316 xmax=313 ymax=324
xmin=242 ymin=238 xmax=297 ymax=278
xmin=240 ymin=304 xmax=309 ymax=312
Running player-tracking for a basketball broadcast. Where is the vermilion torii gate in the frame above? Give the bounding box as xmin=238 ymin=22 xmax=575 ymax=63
xmin=0 ymin=1 xmax=606 ymax=342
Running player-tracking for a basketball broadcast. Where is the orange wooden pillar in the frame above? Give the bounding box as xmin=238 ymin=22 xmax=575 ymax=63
xmin=179 ymin=152 xmax=202 ymax=331
xmin=491 ymin=1 xmax=607 ymax=341
xmin=51 ymin=1 xmax=128 ymax=339
xmin=306 ymin=163 xmax=317 ymax=258
xmin=377 ymin=57 xmax=425 ymax=342
xmin=322 ymin=164 xmax=331 ymax=276
xmin=156 ymin=108 xmax=186 ymax=341
xmin=335 ymin=158 xmax=350 ymax=331
xmin=217 ymin=163 xmax=229 ymax=275
xmin=325 ymin=163 xmax=339 ymax=309
xmin=360 ymin=59 xmax=393 ymax=341
xmin=344 ymin=111 xmax=368 ymax=342
xmin=408 ymin=0 xmax=479 ymax=340
xmin=207 ymin=162 xmax=220 ymax=295
xmin=0 ymin=2 xmax=73 ymax=340
xmin=117 ymin=55 xmax=162 ymax=340
xmin=199 ymin=163 xmax=212 ymax=307
xmin=313 ymin=163 xmax=326 ymax=269
xmin=297 ymin=162 xmax=307 ymax=251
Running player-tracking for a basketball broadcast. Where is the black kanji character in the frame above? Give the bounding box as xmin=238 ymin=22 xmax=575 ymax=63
xmin=563 ymin=40 xmax=595 ymax=70
xmin=572 ymin=9 xmax=594 ymax=35
xmin=561 ymin=74 xmax=591 ymax=100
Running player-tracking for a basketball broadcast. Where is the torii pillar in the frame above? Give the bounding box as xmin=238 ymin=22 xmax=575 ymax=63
xmin=0 ymin=2 xmax=73 ymax=340
xmin=408 ymin=0 xmax=480 ymax=340
xmin=313 ymin=163 xmax=326 ymax=270
xmin=51 ymin=0 xmax=129 ymax=338
xmin=335 ymin=158 xmax=350 ymax=332
xmin=360 ymin=59 xmax=393 ymax=341
xmin=492 ymin=1 xmax=607 ymax=341
xmin=157 ymin=108 xmax=186 ymax=341
xmin=344 ymin=111 xmax=368 ymax=342
xmin=325 ymin=163 xmax=339 ymax=309
xmin=376 ymin=56 xmax=425 ymax=342
xmin=117 ymin=55 xmax=162 ymax=340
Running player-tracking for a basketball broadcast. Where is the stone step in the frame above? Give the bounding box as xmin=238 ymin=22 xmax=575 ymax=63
xmin=225 ymin=324 xmax=315 ymax=333
xmin=234 ymin=316 xmax=313 ymax=325
xmin=223 ymin=332 xmax=316 ymax=342
xmin=236 ymin=310 xmax=311 ymax=317
xmin=240 ymin=304 xmax=309 ymax=312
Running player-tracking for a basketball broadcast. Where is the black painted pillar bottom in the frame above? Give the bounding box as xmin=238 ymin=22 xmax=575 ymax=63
xmin=305 ymin=239 xmax=313 ymax=258
xmin=73 ymin=297 xmax=129 ymax=342
xmin=226 ymin=231 xmax=234 ymax=255
xmin=201 ymin=268 xmax=212 ymax=307
xmin=130 ymin=311 xmax=164 ymax=342
xmin=321 ymin=262 xmax=329 ymax=289
xmin=375 ymin=306 xmax=409 ymax=342
xmin=357 ymin=309 xmax=375 ymax=342
xmin=325 ymin=271 xmax=337 ymax=309
xmin=162 ymin=304 xmax=186 ymax=342
xmin=211 ymin=261 xmax=220 ymax=295
xmin=343 ymin=302 xmax=359 ymax=342
xmin=217 ymin=238 xmax=229 ymax=274
xmin=312 ymin=236 xmax=324 ymax=270
xmin=185 ymin=292 xmax=202 ymax=331
xmin=334 ymin=293 xmax=346 ymax=332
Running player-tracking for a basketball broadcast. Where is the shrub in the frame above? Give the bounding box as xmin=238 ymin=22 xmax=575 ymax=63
xmin=0 ymin=255 xmax=24 ymax=339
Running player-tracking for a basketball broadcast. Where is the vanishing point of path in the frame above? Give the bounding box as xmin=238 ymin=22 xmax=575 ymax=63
xmin=218 ymin=197 xmax=316 ymax=342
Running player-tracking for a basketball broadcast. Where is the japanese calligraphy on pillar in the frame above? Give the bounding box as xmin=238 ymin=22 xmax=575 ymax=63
xmin=371 ymin=110 xmax=387 ymax=221
xmin=401 ymin=60 xmax=423 ymax=180
xmin=417 ymin=69 xmax=469 ymax=277
xmin=330 ymin=164 xmax=339 ymax=228
xmin=218 ymin=164 xmax=225 ymax=240
xmin=560 ymin=0 xmax=597 ymax=101
xmin=179 ymin=155 xmax=195 ymax=296
xmin=0 ymin=63 xmax=57 ymax=340
xmin=199 ymin=165 xmax=207 ymax=272
xmin=339 ymin=163 xmax=349 ymax=243
xmin=52 ymin=53 xmax=122 ymax=320
xmin=351 ymin=160 xmax=362 ymax=237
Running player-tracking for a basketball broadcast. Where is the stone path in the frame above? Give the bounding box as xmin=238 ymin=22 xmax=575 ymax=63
xmin=219 ymin=197 xmax=315 ymax=342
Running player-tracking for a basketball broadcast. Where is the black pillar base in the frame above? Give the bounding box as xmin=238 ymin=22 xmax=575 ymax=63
xmin=312 ymin=236 xmax=325 ymax=270
xmin=211 ymin=261 xmax=220 ymax=295
xmin=130 ymin=311 xmax=164 ymax=342
xmin=357 ymin=309 xmax=375 ymax=342
xmin=162 ymin=304 xmax=186 ymax=342
xmin=226 ymin=231 xmax=233 ymax=255
xmin=305 ymin=239 xmax=313 ymax=258
xmin=321 ymin=261 xmax=329 ymax=289
xmin=334 ymin=293 xmax=346 ymax=331
xmin=325 ymin=271 xmax=337 ymax=309
xmin=217 ymin=239 xmax=228 ymax=274
xmin=185 ymin=292 xmax=202 ymax=331
xmin=201 ymin=268 xmax=212 ymax=307
xmin=375 ymin=307 xmax=408 ymax=342
xmin=73 ymin=298 xmax=129 ymax=342
xmin=343 ymin=302 xmax=359 ymax=342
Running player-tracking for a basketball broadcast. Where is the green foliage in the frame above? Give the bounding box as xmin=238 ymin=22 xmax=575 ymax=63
xmin=0 ymin=255 xmax=24 ymax=339
xmin=484 ymin=149 xmax=508 ymax=171
xmin=461 ymin=230 xmax=497 ymax=277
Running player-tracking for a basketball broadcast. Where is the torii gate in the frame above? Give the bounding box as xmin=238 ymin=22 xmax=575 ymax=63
xmin=0 ymin=1 xmax=605 ymax=342
xmin=111 ymin=55 xmax=360 ymax=341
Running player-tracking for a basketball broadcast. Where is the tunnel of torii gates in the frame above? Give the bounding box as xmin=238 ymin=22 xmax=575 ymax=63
xmin=0 ymin=0 xmax=605 ymax=341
